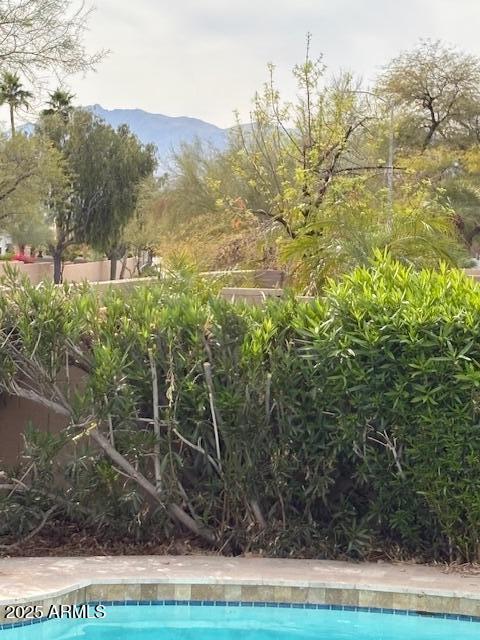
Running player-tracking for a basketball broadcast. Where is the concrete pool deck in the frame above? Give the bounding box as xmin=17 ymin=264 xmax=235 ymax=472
xmin=0 ymin=556 xmax=479 ymax=618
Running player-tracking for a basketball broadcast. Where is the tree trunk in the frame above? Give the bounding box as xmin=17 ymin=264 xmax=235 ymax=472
xmin=119 ymin=252 xmax=129 ymax=279
xmin=147 ymin=249 xmax=154 ymax=268
xmin=53 ymin=250 xmax=63 ymax=284
xmin=87 ymin=429 xmax=216 ymax=544
xmin=109 ymin=251 xmax=117 ymax=281
xmin=423 ymin=117 xmax=440 ymax=151
xmin=10 ymin=105 xmax=15 ymax=137
xmin=135 ymin=250 xmax=142 ymax=276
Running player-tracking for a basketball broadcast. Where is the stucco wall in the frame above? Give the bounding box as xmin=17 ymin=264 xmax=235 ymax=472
xmin=0 ymin=258 xmax=138 ymax=285
xmin=0 ymin=367 xmax=86 ymax=471
xmin=0 ymin=395 xmax=67 ymax=469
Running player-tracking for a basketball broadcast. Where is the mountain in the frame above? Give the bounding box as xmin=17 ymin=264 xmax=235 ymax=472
xmin=19 ymin=105 xmax=235 ymax=167
xmin=89 ymin=104 xmax=229 ymax=163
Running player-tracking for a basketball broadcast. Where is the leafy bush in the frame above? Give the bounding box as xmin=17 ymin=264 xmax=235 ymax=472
xmin=1 ymin=256 xmax=480 ymax=561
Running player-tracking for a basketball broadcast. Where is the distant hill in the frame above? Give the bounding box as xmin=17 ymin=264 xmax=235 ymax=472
xmin=89 ymin=105 xmax=230 ymax=164
xmin=19 ymin=105 xmax=236 ymax=167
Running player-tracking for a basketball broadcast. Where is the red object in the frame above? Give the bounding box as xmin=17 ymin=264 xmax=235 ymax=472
xmin=12 ymin=253 xmax=35 ymax=263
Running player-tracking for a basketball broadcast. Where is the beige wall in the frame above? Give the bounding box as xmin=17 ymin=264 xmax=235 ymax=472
xmin=0 ymin=395 xmax=67 ymax=470
xmin=0 ymin=258 xmax=138 ymax=285
xmin=91 ymin=280 xmax=305 ymax=304
xmin=0 ymin=367 xmax=85 ymax=471
xmin=201 ymin=269 xmax=286 ymax=288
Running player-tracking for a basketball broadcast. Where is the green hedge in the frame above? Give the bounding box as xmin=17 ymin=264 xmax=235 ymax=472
xmin=1 ymin=257 xmax=480 ymax=561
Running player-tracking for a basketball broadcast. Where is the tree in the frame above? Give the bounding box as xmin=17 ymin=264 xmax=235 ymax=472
xmin=38 ymin=109 xmax=157 ymax=283
xmin=0 ymin=71 xmax=32 ymax=135
xmin=452 ymin=148 xmax=480 ymax=249
xmin=8 ymin=205 xmax=53 ymax=250
xmin=166 ymin=141 xmax=219 ymax=219
xmin=122 ymin=175 xmax=167 ymax=273
xmin=227 ymin=38 xmax=383 ymax=241
xmin=37 ymin=102 xmax=79 ymax=283
xmin=377 ymin=42 xmax=480 ymax=262
xmin=42 ymin=88 xmax=75 ymax=122
xmin=378 ymin=40 xmax=480 ymax=150
xmin=402 ymin=146 xmax=480 ymax=252
xmin=0 ymin=0 xmax=105 ymax=81
xmin=207 ymin=39 xmax=467 ymax=288
xmin=78 ymin=123 xmax=157 ymax=279
xmin=0 ymin=132 xmax=62 ymax=243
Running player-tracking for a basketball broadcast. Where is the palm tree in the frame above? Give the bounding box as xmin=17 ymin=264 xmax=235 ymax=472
xmin=42 ymin=88 xmax=75 ymax=122
xmin=0 ymin=71 xmax=33 ymax=136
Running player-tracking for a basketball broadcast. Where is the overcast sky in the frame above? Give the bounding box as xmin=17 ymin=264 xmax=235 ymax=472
xmin=10 ymin=0 xmax=480 ymax=129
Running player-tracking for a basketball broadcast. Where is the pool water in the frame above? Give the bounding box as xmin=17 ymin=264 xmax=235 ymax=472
xmin=1 ymin=604 xmax=479 ymax=639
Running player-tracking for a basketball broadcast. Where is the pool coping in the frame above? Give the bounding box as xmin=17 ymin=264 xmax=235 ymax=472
xmin=1 ymin=556 xmax=479 ymax=623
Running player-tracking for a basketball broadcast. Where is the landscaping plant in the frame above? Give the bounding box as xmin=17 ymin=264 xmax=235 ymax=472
xmin=0 ymin=255 xmax=480 ymax=562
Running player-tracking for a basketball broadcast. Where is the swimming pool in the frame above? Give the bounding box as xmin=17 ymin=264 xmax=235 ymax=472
xmin=1 ymin=602 xmax=479 ymax=639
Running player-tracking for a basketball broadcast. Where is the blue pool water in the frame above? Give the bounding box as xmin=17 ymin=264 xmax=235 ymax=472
xmin=1 ymin=604 xmax=479 ymax=639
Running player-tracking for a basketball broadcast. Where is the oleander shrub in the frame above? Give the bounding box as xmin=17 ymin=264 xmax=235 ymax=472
xmin=1 ymin=256 xmax=480 ymax=561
